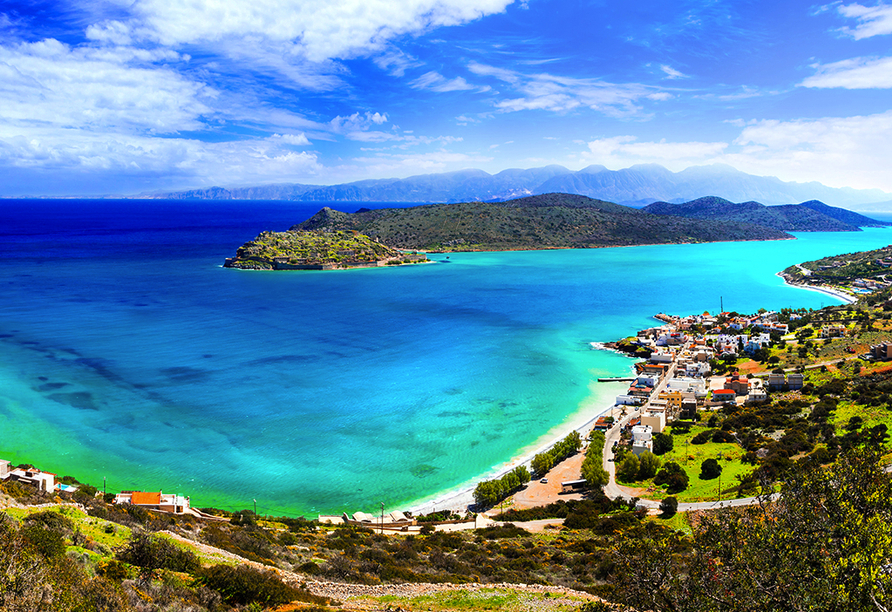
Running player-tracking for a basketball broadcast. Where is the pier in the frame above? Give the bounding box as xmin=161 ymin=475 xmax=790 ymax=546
xmin=597 ymin=377 xmax=636 ymax=382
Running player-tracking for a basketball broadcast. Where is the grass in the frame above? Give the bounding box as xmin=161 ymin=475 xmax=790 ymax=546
xmin=618 ymin=424 xmax=752 ymax=503
xmin=363 ymin=588 xmax=591 ymax=612
xmin=650 ymin=511 xmax=692 ymax=535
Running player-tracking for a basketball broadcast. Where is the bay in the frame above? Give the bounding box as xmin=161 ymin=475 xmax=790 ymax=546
xmin=1 ymin=199 xmax=889 ymax=516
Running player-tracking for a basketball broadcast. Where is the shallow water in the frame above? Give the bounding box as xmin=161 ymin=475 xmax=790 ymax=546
xmin=1 ymin=199 xmax=889 ymax=516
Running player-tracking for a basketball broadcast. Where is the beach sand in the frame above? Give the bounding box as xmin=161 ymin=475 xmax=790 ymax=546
xmin=408 ymin=374 xmax=629 ymax=516
xmin=777 ymin=273 xmax=856 ymax=305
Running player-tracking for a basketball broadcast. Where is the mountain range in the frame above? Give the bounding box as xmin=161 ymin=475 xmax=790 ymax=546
xmin=149 ymin=163 xmax=892 ymax=211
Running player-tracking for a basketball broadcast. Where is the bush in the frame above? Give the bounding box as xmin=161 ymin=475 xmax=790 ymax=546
xmin=117 ymin=532 xmax=201 ymax=574
xmin=700 ymin=458 xmax=722 ymax=480
xmin=196 ymin=564 xmax=321 ymax=607
xmin=659 ymin=496 xmax=678 ymax=518
xmin=637 ymin=451 xmax=662 ymax=480
xmin=655 ymin=462 xmax=689 ymax=493
xmin=652 ymin=432 xmax=674 ymax=455
xmin=691 ymin=429 xmax=713 ymax=444
xmin=617 ymin=454 xmax=640 ymax=482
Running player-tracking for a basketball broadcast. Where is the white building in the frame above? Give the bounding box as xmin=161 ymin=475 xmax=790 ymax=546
xmin=114 ymin=491 xmax=192 ymax=514
xmin=631 ymin=425 xmax=653 ymax=456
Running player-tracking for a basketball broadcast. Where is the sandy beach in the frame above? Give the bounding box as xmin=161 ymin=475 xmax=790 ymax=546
xmin=408 ymin=365 xmax=631 ymax=516
xmin=777 ymin=273 xmax=857 ymax=305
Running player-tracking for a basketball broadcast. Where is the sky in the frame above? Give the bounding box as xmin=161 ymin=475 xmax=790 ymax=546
xmin=2 ymin=0 xmax=892 ymax=196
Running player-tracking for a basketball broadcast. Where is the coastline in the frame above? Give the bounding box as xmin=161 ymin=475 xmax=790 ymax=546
xmin=407 ymin=352 xmax=634 ymax=516
xmin=776 ymin=273 xmax=857 ymax=305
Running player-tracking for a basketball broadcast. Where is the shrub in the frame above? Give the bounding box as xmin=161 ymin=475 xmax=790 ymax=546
xmin=652 ymin=433 xmax=674 ymax=455
xmin=700 ymin=458 xmax=722 ymax=480
xmin=196 ymin=564 xmax=322 ymax=607
xmin=659 ymin=496 xmax=678 ymax=518
xmin=637 ymin=451 xmax=662 ymax=480
xmin=617 ymin=454 xmax=640 ymax=482
xmin=655 ymin=462 xmax=689 ymax=493
xmin=691 ymin=429 xmax=713 ymax=444
xmin=117 ymin=532 xmax=201 ymax=574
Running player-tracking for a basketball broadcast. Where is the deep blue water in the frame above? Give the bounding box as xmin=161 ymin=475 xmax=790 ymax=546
xmin=1 ymin=199 xmax=890 ymax=516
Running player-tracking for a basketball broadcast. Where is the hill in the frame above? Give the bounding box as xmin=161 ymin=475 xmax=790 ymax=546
xmin=145 ymin=163 xmax=892 ymax=208
xmin=642 ymin=196 xmax=889 ymax=231
xmin=223 ymin=228 xmax=427 ymax=270
xmin=291 ymin=193 xmax=792 ymax=251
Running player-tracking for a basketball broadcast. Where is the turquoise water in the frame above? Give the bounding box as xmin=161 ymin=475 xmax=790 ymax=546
xmin=1 ymin=200 xmax=890 ymax=516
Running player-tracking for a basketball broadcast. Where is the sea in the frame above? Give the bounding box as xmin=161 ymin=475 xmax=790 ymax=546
xmin=1 ymin=199 xmax=890 ymax=517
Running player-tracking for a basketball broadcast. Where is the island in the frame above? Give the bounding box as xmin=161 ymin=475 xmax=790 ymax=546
xmin=223 ymin=228 xmax=428 ymax=270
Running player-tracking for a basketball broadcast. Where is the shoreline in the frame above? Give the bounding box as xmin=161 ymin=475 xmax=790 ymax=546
xmin=776 ymin=273 xmax=857 ymax=305
xmin=407 ymin=350 xmax=634 ymax=516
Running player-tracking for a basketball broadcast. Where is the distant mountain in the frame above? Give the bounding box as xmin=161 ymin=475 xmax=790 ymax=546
xmin=148 ymin=163 xmax=892 ymax=210
xmin=290 ymin=193 xmax=792 ymax=252
xmin=798 ymin=200 xmax=890 ymax=228
xmin=642 ymin=197 xmax=890 ymax=232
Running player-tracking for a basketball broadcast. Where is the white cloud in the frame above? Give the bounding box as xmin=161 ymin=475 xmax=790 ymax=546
xmin=468 ymin=61 xmax=662 ymax=116
xmin=801 ymin=56 xmax=892 ymax=88
xmin=728 ymin=112 xmax=892 ymax=190
xmin=582 ymin=136 xmax=727 ymax=165
xmin=0 ymin=125 xmax=323 ymax=190
xmin=835 ymin=2 xmax=892 ymax=39
xmin=660 ymin=64 xmax=688 ymax=79
xmin=0 ymin=39 xmax=212 ymax=134
xmin=110 ymin=0 xmax=514 ymax=62
xmin=411 ymin=71 xmax=476 ymax=92
xmin=573 ymin=112 xmax=892 ymax=191
xmin=270 ymin=132 xmax=311 ymax=145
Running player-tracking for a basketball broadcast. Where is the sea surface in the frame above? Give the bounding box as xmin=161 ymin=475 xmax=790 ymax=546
xmin=1 ymin=199 xmax=890 ymax=516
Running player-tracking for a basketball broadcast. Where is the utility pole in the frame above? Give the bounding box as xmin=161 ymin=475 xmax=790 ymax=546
xmin=253 ymin=499 xmax=257 ymax=515
xmin=718 ymin=471 xmax=722 ymax=504
xmin=380 ymin=501 xmax=385 ymax=535
xmin=103 ymin=476 xmax=106 ymax=496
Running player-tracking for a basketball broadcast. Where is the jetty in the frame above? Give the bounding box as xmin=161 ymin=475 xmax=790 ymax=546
xmin=597 ymin=376 xmax=636 ymax=382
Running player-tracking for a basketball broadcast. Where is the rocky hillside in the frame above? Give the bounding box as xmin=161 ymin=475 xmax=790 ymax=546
xmin=224 ymin=228 xmax=426 ymax=270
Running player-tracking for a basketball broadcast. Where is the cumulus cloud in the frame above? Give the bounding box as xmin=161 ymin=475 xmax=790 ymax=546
xmin=106 ymin=0 xmax=514 ymax=62
xmin=270 ymin=132 xmax=311 ymax=145
xmin=835 ymin=2 xmax=892 ymax=38
xmin=468 ymin=62 xmax=663 ymax=116
xmin=801 ymin=56 xmax=892 ymax=88
xmin=0 ymin=39 xmax=211 ymax=134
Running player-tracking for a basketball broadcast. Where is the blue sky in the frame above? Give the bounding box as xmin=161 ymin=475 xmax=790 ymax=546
xmin=2 ymin=0 xmax=892 ymax=196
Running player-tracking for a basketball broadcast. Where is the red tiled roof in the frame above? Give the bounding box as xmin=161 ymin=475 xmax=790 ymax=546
xmin=130 ymin=491 xmax=162 ymax=505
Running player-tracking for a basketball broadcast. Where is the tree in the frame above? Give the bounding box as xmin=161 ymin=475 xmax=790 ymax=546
xmin=654 ymin=462 xmax=688 ymax=493
xmin=700 ymin=458 xmax=722 ymax=480
xmin=659 ymin=496 xmax=678 ymax=518
xmin=608 ymin=447 xmax=892 ymax=612
xmin=652 ymin=432 xmax=673 ymax=455
xmin=637 ymin=451 xmax=662 ymax=480
xmin=617 ymin=454 xmax=640 ymax=482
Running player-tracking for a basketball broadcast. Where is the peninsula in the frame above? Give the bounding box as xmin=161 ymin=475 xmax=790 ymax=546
xmin=223 ymin=228 xmax=428 ymax=270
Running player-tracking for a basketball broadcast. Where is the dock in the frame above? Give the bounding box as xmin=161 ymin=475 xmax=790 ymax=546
xmin=597 ymin=377 xmax=636 ymax=382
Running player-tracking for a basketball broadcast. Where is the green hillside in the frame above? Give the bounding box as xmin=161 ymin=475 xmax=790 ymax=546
xmin=292 ymin=193 xmax=791 ymax=251
xmin=224 ymin=228 xmax=426 ymax=270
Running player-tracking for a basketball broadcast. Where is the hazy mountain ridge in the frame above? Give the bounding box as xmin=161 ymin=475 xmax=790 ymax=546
xmin=148 ymin=163 xmax=891 ymax=210
xmin=642 ymin=196 xmax=890 ymax=231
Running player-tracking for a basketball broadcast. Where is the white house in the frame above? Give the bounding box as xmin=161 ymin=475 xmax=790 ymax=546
xmin=114 ymin=491 xmax=192 ymax=514
xmin=6 ymin=467 xmax=55 ymax=492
